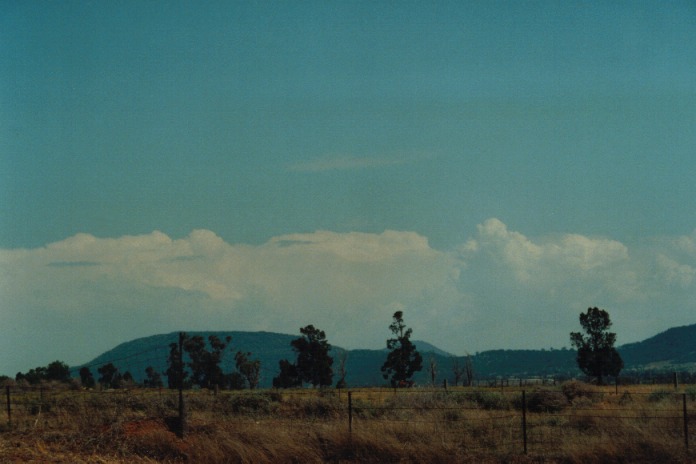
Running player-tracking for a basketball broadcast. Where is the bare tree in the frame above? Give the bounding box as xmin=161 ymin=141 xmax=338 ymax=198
xmin=428 ymin=356 xmax=438 ymax=385
xmin=235 ymin=351 xmax=261 ymax=389
xmin=336 ymin=350 xmax=348 ymax=389
xmin=451 ymin=356 xmax=463 ymax=386
xmin=464 ymin=354 xmax=474 ymax=387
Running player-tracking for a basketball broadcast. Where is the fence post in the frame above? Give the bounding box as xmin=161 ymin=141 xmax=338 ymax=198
xmin=348 ymin=391 xmax=353 ymax=434
xmin=5 ymin=386 xmax=10 ymax=427
xmin=522 ymin=390 xmax=527 ymax=455
xmin=674 ymin=372 xmax=679 ymax=390
xmin=684 ymin=393 xmax=689 ymax=450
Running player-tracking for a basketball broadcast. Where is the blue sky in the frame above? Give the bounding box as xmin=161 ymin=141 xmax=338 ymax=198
xmin=1 ymin=1 xmax=695 ymax=376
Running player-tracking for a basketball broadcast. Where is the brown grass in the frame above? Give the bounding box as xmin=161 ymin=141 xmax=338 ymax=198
xmin=0 ymin=382 xmax=694 ymax=463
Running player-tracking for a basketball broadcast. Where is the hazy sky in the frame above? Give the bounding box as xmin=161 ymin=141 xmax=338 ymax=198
xmin=1 ymin=1 xmax=695 ymax=376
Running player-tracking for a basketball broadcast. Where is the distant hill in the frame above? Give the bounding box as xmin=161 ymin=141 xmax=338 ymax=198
xmin=619 ymin=324 xmax=696 ymax=370
xmin=412 ymin=340 xmax=454 ymax=357
xmin=72 ymin=323 xmax=696 ymax=388
xmin=74 ymin=331 xmax=301 ymax=388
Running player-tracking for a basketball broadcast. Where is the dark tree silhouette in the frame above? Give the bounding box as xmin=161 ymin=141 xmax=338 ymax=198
xmin=79 ymin=366 xmax=95 ymax=388
xmin=292 ymin=325 xmax=334 ymax=387
xmin=144 ymin=366 xmax=163 ymax=388
xmin=226 ymin=371 xmax=246 ymax=390
xmin=46 ymin=360 xmax=71 ymax=382
xmin=273 ymin=324 xmax=334 ymax=389
xmin=381 ymin=311 xmax=422 ymax=387
xmin=16 ymin=361 xmax=71 ymax=385
xmin=165 ymin=340 xmax=187 ymax=389
xmin=184 ymin=334 xmax=232 ymax=390
xmin=97 ymin=363 xmax=122 ymax=389
xmin=122 ymin=371 xmax=134 ymax=386
xmin=273 ymin=359 xmax=301 ymax=388
xmin=570 ymin=307 xmax=624 ymax=385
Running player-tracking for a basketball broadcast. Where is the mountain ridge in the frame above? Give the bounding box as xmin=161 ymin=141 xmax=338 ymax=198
xmin=72 ymin=323 xmax=696 ymax=387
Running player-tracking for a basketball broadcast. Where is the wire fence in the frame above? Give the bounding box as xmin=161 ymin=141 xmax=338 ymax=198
xmin=3 ymin=383 xmax=694 ymax=457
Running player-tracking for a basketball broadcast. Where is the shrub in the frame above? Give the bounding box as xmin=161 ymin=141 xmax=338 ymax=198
xmin=572 ymin=396 xmax=595 ymax=409
xmin=526 ymin=389 xmax=568 ymax=412
xmin=298 ymin=396 xmax=341 ymax=419
xmin=562 ymin=380 xmax=598 ymax=402
xmin=465 ymin=391 xmax=511 ymax=410
xmin=221 ymin=392 xmax=278 ymax=416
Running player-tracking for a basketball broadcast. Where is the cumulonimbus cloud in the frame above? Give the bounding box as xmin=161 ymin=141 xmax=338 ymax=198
xmin=1 ymin=219 xmax=694 ymax=372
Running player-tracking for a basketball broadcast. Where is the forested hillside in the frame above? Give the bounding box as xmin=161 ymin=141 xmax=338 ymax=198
xmin=71 ymin=324 xmax=696 ymax=388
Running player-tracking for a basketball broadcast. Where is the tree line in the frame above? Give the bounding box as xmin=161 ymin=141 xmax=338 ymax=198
xmin=9 ymin=307 xmax=626 ymax=389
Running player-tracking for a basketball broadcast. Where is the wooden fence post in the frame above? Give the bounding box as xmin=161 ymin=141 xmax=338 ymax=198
xmin=522 ymin=390 xmax=527 ymax=455
xmin=348 ymin=391 xmax=353 ymax=434
xmin=684 ymin=393 xmax=689 ymax=450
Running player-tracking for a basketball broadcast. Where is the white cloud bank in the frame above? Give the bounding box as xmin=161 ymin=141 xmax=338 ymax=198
xmin=1 ymin=219 xmax=695 ymax=374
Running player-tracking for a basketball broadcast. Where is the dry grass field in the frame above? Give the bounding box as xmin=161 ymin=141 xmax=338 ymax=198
xmin=1 ymin=382 xmax=695 ymax=463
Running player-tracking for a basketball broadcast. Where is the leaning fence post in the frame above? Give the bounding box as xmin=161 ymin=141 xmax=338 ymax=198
xmin=684 ymin=393 xmax=689 ymax=450
xmin=348 ymin=391 xmax=353 ymax=434
xmin=522 ymin=390 xmax=528 ymax=455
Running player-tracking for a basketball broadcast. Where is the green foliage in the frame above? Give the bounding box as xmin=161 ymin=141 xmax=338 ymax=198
xmin=235 ymin=351 xmax=261 ymax=389
xmin=16 ymin=367 xmax=45 ymax=385
xmin=46 ymin=361 xmax=71 ymax=382
xmin=292 ymin=325 xmax=334 ymax=387
xmin=381 ymin=311 xmax=423 ymax=387
xmin=226 ymin=371 xmax=246 ymax=390
xmin=184 ymin=334 xmax=232 ymax=390
xmin=274 ymin=325 xmax=333 ymax=388
xmin=223 ymin=393 xmax=278 ymax=415
xmin=273 ymin=359 xmax=302 ymax=388
xmin=79 ymin=367 xmax=96 ymax=388
xmin=97 ymin=363 xmax=122 ymax=388
xmin=165 ymin=339 xmax=187 ymax=389
xmin=570 ymin=307 xmax=624 ymax=384
xmin=15 ymin=360 xmax=71 ymax=385
xmin=144 ymin=366 xmax=163 ymax=388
